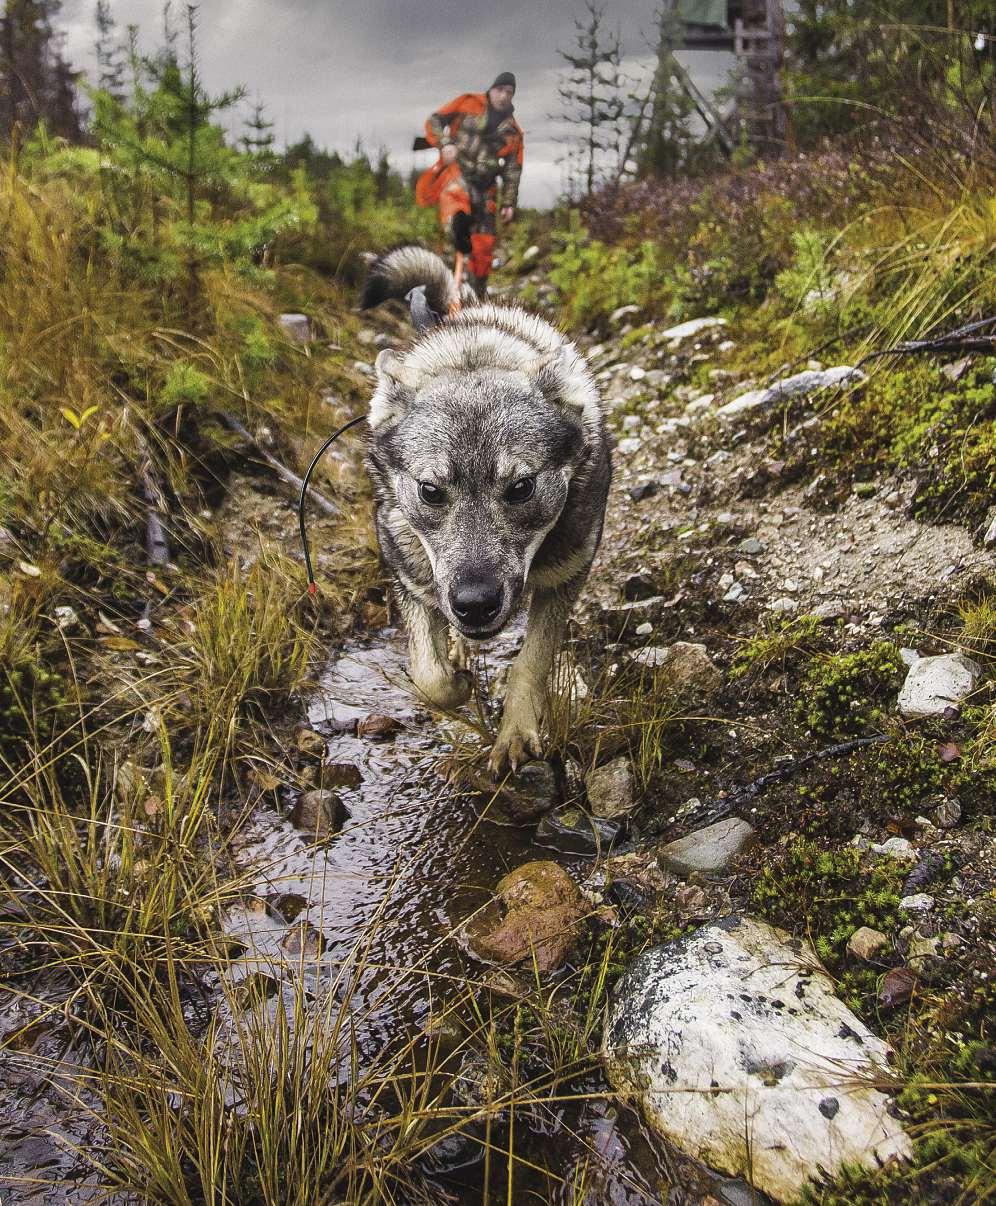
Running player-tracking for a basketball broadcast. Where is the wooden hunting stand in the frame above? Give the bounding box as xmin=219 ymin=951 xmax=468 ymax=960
xmin=670 ymin=0 xmax=788 ymax=156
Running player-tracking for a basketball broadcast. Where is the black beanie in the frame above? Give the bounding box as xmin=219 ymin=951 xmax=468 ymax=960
xmin=489 ymin=71 xmax=516 ymax=93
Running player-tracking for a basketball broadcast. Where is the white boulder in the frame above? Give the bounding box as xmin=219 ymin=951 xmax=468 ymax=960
xmin=660 ymin=316 xmax=727 ymax=343
xmin=603 ymin=916 xmax=911 ymax=1202
xmin=718 ymin=366 xmax=865 ymax=418
xmin=897 ymin=652 xmax=982 ymax=718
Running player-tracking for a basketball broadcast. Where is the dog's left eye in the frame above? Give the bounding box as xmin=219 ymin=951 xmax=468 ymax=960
xmin=505 ymin=476 xmax=536 ymax=504
xmin=418 ymin=481 xmax=447 ymax=505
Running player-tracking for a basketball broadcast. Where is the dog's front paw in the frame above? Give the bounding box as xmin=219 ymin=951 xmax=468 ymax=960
xmin=489 ymin=693 xmax=544 ymax=777
xmin=412 ymin=667 xmax=474 ymax=712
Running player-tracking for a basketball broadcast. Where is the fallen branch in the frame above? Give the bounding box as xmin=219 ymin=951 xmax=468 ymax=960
xmin=684 ymin=734 xmax=891 ymax=828
xmin=219 ymin=411 xmax=340 ymax=517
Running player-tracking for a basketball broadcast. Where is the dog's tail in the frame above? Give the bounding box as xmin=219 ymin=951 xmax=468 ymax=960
xmin=360 ymin=246 xmax=469 ymax=321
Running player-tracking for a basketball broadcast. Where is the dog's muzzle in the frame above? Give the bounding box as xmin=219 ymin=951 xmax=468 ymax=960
xmin=448 ymin=576 xmax=505 ymax=638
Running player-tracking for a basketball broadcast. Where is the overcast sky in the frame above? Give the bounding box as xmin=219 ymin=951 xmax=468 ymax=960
xmin=58 ymin=0 xmax=734 ymax=207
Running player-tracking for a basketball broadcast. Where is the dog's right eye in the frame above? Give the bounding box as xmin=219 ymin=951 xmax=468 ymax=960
xmin=418 ymin=481 xmax=447 ymax=506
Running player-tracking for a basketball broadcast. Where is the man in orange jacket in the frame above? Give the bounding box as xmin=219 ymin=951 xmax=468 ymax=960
xmin=415 ymin=71 xmax=524 ymax=300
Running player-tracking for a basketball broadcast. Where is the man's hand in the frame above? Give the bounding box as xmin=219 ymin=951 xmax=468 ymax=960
xmin=440 ymin=144 xmax=457 ymax=165
xmin=500 ymin=206 xmax=514 ymax=222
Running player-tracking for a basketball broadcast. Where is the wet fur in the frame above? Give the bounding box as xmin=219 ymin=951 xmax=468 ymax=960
xmin=360 ymin=246 xmax=611 ymax=773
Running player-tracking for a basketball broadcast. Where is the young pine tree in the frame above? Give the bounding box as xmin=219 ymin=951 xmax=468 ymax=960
xmin=556 ymin=1 xmax=637 ymax=197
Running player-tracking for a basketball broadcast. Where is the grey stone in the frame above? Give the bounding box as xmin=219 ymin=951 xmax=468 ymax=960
xmin=717 ymin=366 xmax=865 ymax=418
xmin=586 ymin=757 xmax=636 ymax=821
xmin=873 ymin=836 xmax=917 ymax=861
xmin=504 ymin=760 xmax=559 ymax=820
xmin=659 ymin=817 xmax=757 ymax=876
xmin=898 ymin=653 xmax=982 ymax=718
xmin=899 ymin=893 xmax=934 ymax=912
xmin=983 ymin=511 xmax=996 ymax=548
xmin=278 ymin=313 xmax=312 ymax=343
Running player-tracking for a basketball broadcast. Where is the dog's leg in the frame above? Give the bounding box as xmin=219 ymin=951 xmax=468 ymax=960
xmin=401 ymin=592 xmax=474 ymax=711
xmin=489 ymin=581 xmax=582 ymax=776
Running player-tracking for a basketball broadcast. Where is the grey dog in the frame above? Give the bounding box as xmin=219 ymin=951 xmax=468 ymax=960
xmin=360 ymin=246 xmax=611 ymax=774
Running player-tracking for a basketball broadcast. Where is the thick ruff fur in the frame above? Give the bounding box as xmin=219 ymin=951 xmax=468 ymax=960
xmin=361 ymin=246 xmax=611 ymax=774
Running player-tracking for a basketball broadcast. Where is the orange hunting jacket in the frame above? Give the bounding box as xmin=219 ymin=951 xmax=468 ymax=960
xmin=416 ymin=92 xmax=524 ymax=211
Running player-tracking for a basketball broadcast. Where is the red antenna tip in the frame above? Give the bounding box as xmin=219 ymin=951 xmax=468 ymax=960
xmin=307 ymin=581 xmax=317 ymax=595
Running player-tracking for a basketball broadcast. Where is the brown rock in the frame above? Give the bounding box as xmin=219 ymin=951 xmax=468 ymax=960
xmin=357 ymin=713 xmax=402 ymax=740
xmin=291 ymin=789 xmax=346 ymax=839
xmin=295 ymin=727 xmax=327 ymax=758
xmin=847 ymin=926 xmax=890 ymax=962
xmin=461 ymin=861 xmax=586 ymax=973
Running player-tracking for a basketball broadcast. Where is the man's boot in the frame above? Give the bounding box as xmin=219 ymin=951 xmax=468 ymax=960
xmin=467 ymin=273 xmax=489 ymax=300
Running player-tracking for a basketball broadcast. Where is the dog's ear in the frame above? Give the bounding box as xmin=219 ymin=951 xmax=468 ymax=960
xmin=529 ymin=344 xmax=602 ymax=436
xmin=369 ymin=349 xmax=416 ymax=428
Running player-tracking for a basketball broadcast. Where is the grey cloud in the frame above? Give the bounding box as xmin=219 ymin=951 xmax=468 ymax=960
xmin=59 ymin=0 xmax=733 ymax=207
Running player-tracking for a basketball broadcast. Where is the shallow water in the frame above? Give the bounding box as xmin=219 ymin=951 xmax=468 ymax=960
xmin=1 ymin=628 xmax=753 ymax=1203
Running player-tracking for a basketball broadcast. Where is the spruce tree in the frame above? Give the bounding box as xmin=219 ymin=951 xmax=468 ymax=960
xmin=241 ymin=96 xmax=275 ymax=159
xmin=556 ymin=1 xmax=635 ymax=196
xmin=94 ymin=0 xmax=126 ymax=100
xmin=0 ymin=0 xmax=80 ymax=140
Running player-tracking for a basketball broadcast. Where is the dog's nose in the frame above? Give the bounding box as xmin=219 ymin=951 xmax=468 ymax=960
xmin=449 ymin=579 xmax=503 ymax=630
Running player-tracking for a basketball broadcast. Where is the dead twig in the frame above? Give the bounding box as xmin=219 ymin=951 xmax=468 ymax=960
xmin=219 ymin=411 xmax=340 ymax=517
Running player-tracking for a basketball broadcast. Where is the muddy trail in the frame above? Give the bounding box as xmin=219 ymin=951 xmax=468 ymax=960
xmin=2 ymin=280 xmax=994 ymax=1204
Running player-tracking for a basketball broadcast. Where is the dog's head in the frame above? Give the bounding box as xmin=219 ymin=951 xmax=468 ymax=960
xmin=366 ymin=351 xmax=591 ymax=639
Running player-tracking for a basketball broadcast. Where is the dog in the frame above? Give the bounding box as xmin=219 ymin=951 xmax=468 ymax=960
xmin=360 ymin=246 xmax=611 ymax=775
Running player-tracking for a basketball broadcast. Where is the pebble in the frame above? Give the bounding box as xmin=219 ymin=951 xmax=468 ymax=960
xmin=873 ymin=837 xmax=917 ymax=861
xmin=635 ymin=621 xmax=653 ymax=637
xmin=622 ymin=414 xmax=641 ymax=431
xmin=847 ymin=927 xmax=890 ymax=962
xmin=628 ymin=480 xmax=658 ymax=502
xmin=983 ymin=511 xmax=996 ymax=547
xmin=629 ymin=366 xmax=647 ymax=381
xmin=899 ymin=893 xmax=935 ymax=912
xmin=54 ymin=605 xmax=79 ymax=631
xmin=935 ymin=797 xmax=962 ymax=828
xmin=737 ymin=537 xmax=765 ymax=555
xmin=617 ymin=437 xmax=642 ymax=455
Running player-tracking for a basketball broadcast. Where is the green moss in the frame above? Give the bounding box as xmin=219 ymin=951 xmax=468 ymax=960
xmin=750 ymin=838 xmax=904 ymax=995
xmin=795 ymin=642 xmax=905 ymax=738
xmin=819 ymin=362 xmax=996 ymax=527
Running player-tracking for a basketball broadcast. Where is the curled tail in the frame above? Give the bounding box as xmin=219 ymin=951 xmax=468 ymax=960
xmin=360 ymin=246 xmax=458 ymax=318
